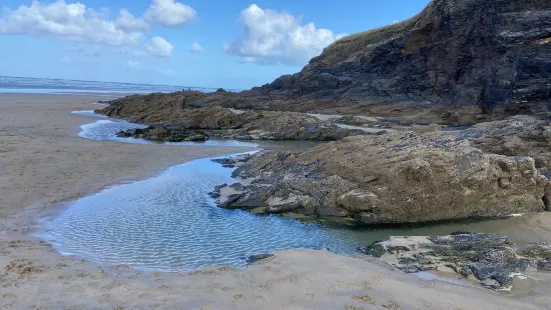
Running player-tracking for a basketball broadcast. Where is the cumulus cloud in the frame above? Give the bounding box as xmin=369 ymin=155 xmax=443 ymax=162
xmin=146 ymin=36 xmax=174 ymax=57
xmin=115 ymin=9 xmax=149 ymax=31
xmin=0 ymin=0 xmax=143 ymax=46
xmin=189 ymin=42 xmax=204 ymax=53
xmin=223 ymin=4 xmax=344 ymax=66
xmin=145 ymin=0 xmax=196 ymax=27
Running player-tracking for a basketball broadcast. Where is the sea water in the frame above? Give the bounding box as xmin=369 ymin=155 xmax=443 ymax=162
xmin=0 ymin=76 xmax=239 ymax=94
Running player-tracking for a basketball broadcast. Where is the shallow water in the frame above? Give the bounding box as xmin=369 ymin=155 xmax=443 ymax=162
xmin=42 ymin=157 xmax=360 ymax=271
xmin=321 ymin=214 xmax=551 ymax=246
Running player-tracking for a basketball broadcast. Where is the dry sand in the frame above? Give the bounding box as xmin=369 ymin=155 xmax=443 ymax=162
xmin=1 ymin=93 xmax=551 ymax=309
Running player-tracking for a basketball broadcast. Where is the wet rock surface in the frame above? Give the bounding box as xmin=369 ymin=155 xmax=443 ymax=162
xmin=212 ymin=116 xmax=551 ymax=224
xmin=363 ymin=233 xmax=551 ymax=291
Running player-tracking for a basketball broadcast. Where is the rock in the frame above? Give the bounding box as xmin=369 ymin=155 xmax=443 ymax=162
xmin=220 ymin=193 xmax=246 ymax=208
xmin=208 ymin=183 xmax=227 ymax=198
xmin=98 ymin=104 xmax=366 ymax=141
xmin=246 ymin=254 xmax=274 ymax=264
xmin=188 ymin=134 xmax=207 ymax=141
xmin=116 ymin=126 xmax=209 ymax=143
xmin=537 ymin=261 xmax=551 ymax=271
xmin=212 ymin=158 xmax=238 ymax=168
xmin=368 ymin=234 xmax=551 ymax=291
xmin=257 ymin=0 xmax=551 ymax=119
xmin=216 ymin=117 xmax=551 ymax=224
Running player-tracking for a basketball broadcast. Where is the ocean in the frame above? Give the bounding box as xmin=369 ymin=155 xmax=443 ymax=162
xmin=0 ymin=75 xmax=228 ymax=94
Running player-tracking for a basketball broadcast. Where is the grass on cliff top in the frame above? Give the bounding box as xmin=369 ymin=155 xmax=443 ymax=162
xmin=318 ymin=1 xmax=435 ymax=65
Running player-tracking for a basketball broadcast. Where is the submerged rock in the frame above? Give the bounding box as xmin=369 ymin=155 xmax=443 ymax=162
xmin=367 ymin=234 xmax=551 ymax=291
xmin=246 ymin=253 xmax=274 ymax=264
xmin=213 ymin=117 xmax=551 ymax=224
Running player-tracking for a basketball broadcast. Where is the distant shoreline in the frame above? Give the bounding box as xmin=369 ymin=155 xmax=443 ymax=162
xmin=0 ymin=75 xmax=243 ymax=95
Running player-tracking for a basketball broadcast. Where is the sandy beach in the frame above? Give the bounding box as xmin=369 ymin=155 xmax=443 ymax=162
xmin=1 ymin=93 xmax=551 ymax=309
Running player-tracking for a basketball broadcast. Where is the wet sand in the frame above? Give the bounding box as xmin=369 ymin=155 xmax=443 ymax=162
xmin=1 ymin=93 xmax=551 ymax=309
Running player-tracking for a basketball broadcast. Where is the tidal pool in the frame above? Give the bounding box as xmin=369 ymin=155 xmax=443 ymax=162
xmin=42 ymin=156 xmax=361 ymax=271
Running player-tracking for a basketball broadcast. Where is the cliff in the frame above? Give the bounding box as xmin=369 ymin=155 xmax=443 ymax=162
xmin=257 ymin=0 xmax=551 ymax=115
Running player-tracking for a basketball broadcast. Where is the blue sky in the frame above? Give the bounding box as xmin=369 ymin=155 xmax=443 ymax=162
xmin=0 ymin=0 xmax=430 ymax=89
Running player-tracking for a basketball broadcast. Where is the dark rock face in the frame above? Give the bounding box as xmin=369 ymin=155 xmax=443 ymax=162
xmin=257 ymin=0 xmax=551 ymax=115
xmin=212 ymin=116 xmax=551 ymax=224
xmin=368 ymin=234 xmax=551 ymax=290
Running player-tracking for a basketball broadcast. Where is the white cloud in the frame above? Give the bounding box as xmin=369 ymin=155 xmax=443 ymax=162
xmin=189 ymin=42 xmax=204 ymax=53
xmin=60 ymin=55 xmax=72 ymax=64
xmin=115 ymin=9 xmax=148 ymax=31
xmin=145 ymin=0 xmax=196 ymax=27
xmin=223 ymin=4 xmax=344 ymax=66
xmin=146 ymin=36 xmax=174 ymax=57
xmin=0 ymin=0 xmax=143 ymax=46
xmin=125 ymin=60 xmax=140 ymax=69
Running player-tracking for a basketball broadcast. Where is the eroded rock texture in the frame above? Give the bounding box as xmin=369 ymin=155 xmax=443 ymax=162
xmin=215 ymin=117 xmax=551 ymax=224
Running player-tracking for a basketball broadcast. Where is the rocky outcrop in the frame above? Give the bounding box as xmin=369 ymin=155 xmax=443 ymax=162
xmin=257 ymin=0 xmax=551 ymax=117
xmin=97 ymin=102 xmax=367 ymax=141
xmin=363 ymin=233 xmax=551 ymax=291
xmin=212 ymin=117 xmax=551 ymax=224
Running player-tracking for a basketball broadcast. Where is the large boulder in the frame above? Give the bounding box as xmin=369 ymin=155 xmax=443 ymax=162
xmin=214 ymin=117 xmax=551 ymax=223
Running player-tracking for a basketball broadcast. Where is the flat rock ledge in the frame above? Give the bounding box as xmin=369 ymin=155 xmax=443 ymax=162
xmin=361 ymin=233 xmax=551 ymax=291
